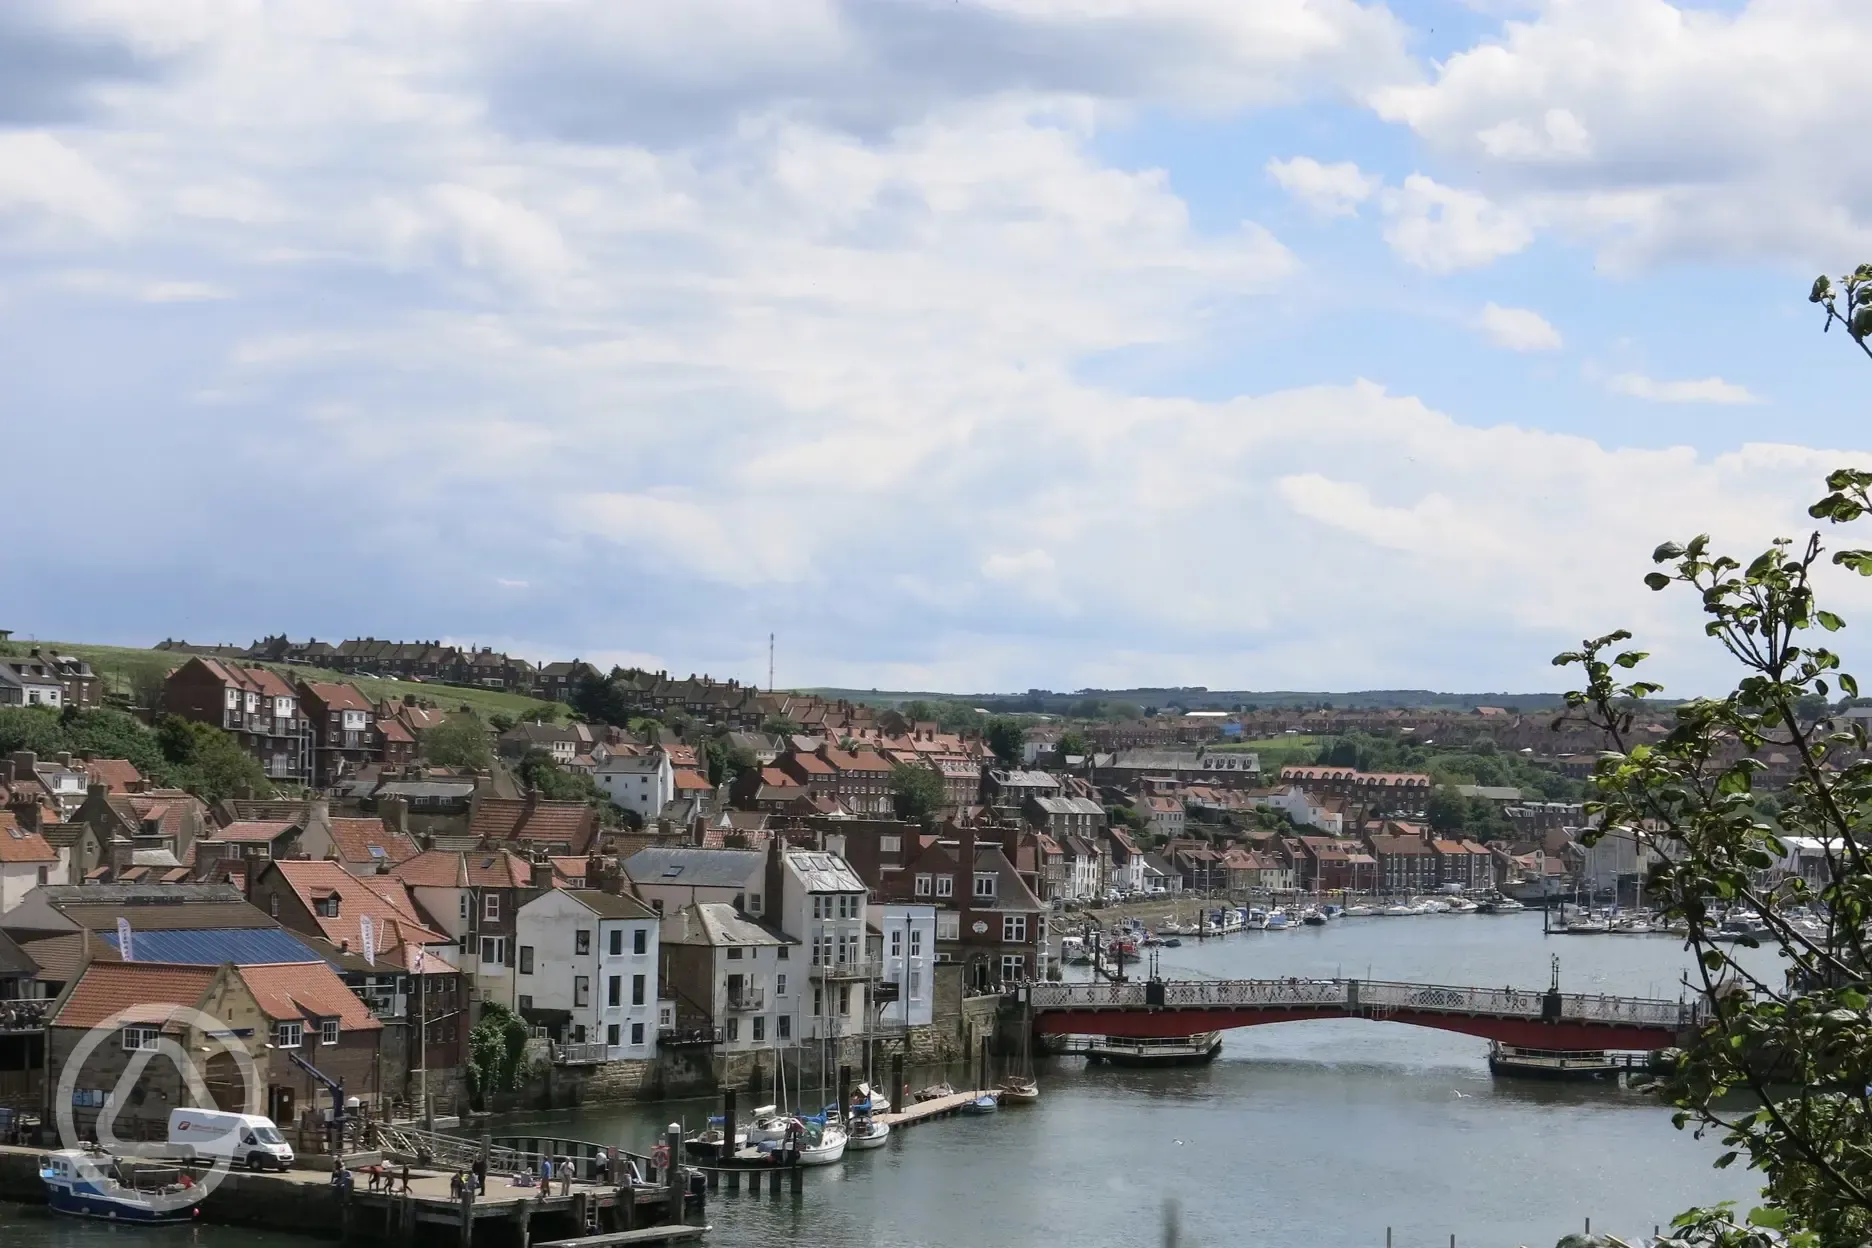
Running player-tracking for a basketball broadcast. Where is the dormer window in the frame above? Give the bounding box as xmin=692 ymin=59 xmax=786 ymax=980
xmin=315 ymin=894 xmax=340 ymax=918
xmin=973 ymin=873 xmax=996 ymax=899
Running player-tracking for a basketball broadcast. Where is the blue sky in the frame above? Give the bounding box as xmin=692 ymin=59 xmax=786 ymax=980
xmin=3 ymin=0 xmax=1870 ymax=696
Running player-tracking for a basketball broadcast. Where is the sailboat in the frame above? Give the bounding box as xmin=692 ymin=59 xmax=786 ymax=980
xmin=1000 ymin=999 xmax=1040 ymax=1105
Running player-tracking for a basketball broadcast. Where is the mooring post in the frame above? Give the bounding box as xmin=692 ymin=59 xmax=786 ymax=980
xmin=513 ymin=1198 xmax=531 ymax=1248
xmin=727 ymin=1167 xmax=739 ymax=1193
xmin=749 ymin=1168 xmax=762 ymax=1195
xmin=891 ymin=1051 xmax=905 ymax=1116
xmin=665 ymin=1123 xmax=683 ymax=1225
xmin=458 ymin=1177 xmax=474 ymax=1248
xmin=789 ymin=1161 xmax=803 ymax=1196
xmin=837 ymin=1064 xmax=852 ymax=1125
xmin=723 ymin=1087 xmax=737 ymax=1164
xmin=977 ymin=1036 xmax=988 ymax=1093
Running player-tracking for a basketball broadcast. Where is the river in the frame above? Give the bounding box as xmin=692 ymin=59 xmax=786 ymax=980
xmin=2 ymin=912 xmax=1770 ymax=1247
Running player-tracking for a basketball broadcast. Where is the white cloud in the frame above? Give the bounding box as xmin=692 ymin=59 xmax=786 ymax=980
xmin=1477 ymin=302 xmax=1562 ymax=352
xmin=1266 ymin=156 xmax=1380 ymax=217
xmin=1606 ymin=373 xmax=1763 ymax=405
xmin=1380 ymin=174 xmax=1533 ymax=272
xmin=1370 ymin=0 xmax=1872 ymax=267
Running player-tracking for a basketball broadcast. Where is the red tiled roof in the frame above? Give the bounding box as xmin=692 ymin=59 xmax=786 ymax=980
xmin=266 ymin=861 xmax=447 ymax=954
xmin=325 ymin=817 xmax=420 ymax=867
xmin=52 ymin=961 xmax=218 ymax=1030
xmin=549 ymin=856 xmax=589 ymax=884
xmin=468 ymin=798 xmax=597 ymax=853
xmin=786 ymin=753 xmax=834 ymax=776
xmin=392 ymin=848 xmax=532 ymax=890
xmin=821 ymin=748 xmax=893 ymax=773
xmin=672 ymin=770 xmax=713 ymax=792
xmin=376 ymin=718 xmax=415 ymax=744
xmin=300 ymin=681 xmax=375 ymax=712
xmin=0 ymin=812 xmax=56 ymax=863
xmin=83 ymin=759 xmax=144 ymax=794
xmin=212 ymin=820 xmax=296 ymax=844
xmin=196 ymin=658 xmax=297 ymax=699
xmin=237 ymin=962 xmax=383 ymax=1031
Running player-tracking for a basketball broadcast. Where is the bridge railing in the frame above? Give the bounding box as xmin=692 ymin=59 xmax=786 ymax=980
xmin=1026 ymin=978 xmax=1698 ymax=1029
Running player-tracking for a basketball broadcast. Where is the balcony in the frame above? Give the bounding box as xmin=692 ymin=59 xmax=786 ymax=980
xmin=553 ymin=1041 xmax=610 ymax=1066
xmin=657 ymin=1024 xmax=722 ymax=1048
xmin=0 ymin=998 xmax=50 ymax=1033
xmin=810 ymin=960 xmax=881 ymax=981
xmin=725 ymin=987 xmax=765 ymax=1012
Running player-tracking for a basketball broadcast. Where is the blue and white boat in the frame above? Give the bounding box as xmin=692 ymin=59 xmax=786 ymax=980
xmin=40 ymin=1149 xmax=203 ymax=1223
xmin=1264 ymin=910 xmax=1291 ymax=931
xmin=960 ymin=1094 xmax=998 ymax=1115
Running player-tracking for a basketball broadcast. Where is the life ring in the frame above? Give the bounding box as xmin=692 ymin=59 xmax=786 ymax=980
xmin=651 ymin=1143 xmax=670 ymax=1172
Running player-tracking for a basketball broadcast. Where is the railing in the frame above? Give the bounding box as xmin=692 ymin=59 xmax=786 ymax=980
xmin=811 ymin=960 xmax=881 ymax=981
xmin=364 ymin=998 xmax=404 ymax=1020
xmin=1025 ymin=978 xmax=1698 ymax=1030
xmin=658 ymin=1024 xmax=722 ymax=1046
xmin=553 ymin=1041 xmax=610 ymax=1065
xmin=725 ymin=989 xmax=765 ymax=1012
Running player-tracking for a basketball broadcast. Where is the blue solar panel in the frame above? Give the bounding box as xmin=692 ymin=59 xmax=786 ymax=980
xmin=98 ymin=927 xmax=323 ymax=965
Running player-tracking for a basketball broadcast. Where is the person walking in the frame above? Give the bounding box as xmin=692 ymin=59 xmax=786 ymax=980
xmin=556 ymin=1157 xmax=573 ymax=1196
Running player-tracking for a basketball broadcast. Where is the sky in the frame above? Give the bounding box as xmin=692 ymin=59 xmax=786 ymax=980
xmin=5 ymin=0 xmax=1872 ymax=697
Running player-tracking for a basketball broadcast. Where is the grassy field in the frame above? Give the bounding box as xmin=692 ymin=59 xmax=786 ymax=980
xmin=34 ymin=641 xmax=566 ymax=722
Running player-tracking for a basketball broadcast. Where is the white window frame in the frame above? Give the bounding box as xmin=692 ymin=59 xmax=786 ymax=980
xmin=319 ymin=1019 xmax=339 ymax=1046
xmin=973 ymin=873 xmax=996 ymax=899
xmin=914 ymin=874 xmax=932 ymax=897
xmin=484 ymin=893 xmax=500 ymax=923
xmin=121 ymin=1025 xmax=161 ymax=1051
xmin=275 ymin=1022 xmax=303 ymax=1048
xmin=1003 ymin=914 xmax=1027 ymax=943
xmin=935 ymin=875 xmax=953 ymax=898
xmin=481 ymin=936 xmax=505 ymax=966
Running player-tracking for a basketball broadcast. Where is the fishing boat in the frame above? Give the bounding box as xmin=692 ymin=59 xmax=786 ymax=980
xmin=846 ymin=1113 xmax=891 ymax=1150
xmin=796 ymin=1116 xmax=848 ymax=1165
xmin=913 ymin=1082 xmax=955 ymax=1102
xmin=1084 ymin=1032 xmax=1222 ymax=1067
xmin=39 ymin=1150 xmax=203 ymax=1224
xmin=683 ymin=1118 xmax=748 ymax=1160
xmin=1060 ymin=935 xmax=1089 ymax=965
xmin=959 ymin=1094 xmax=999 ymax=1115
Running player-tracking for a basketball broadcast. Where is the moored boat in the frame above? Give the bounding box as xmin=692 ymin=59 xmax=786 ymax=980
xmin=1084 ymin=1032 xmax=1222 ymax=1067
xmin=959 ymin=1094 xmax=999 ymax=1115
xmin=1264 ymin=910 xmax=1291 ymax=931
xmin=1343 ymin=904 xmax=1375 ymax=917
xmin=39 ymin=1150 xmax=203 ymax=1224
xmin=999 ymin=1075 xmax=1039 ymax=1104
xmin=796 ymin=1117 xmax=848 ymax=1165
xmin=846 ymin=1115 xmax=890 ymax=1150
xmin=913 ymin=1082 xmax=955 ymax=1102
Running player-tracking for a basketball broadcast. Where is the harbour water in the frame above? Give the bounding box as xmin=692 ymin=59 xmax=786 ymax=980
xmin=1 ymin=913 xmax=1772 ymax=1247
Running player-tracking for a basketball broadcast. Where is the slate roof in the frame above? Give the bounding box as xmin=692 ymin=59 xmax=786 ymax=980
xmin=52 ymin=961 xmax=219 ymax=1029
xmin=660 ymin=902 xmax=792 ymax=948
xmin=622 ymin=847 xmax=763 ymax=889
xmin=782 ymin=849 xmax=866 ymax=894
xmin=561 ymin=889 xmax=657 ymax=922
xmin=0 ymin=930 xmax=39 ymax=978
xmin=97 ymin=927 xmax=323 ymax=965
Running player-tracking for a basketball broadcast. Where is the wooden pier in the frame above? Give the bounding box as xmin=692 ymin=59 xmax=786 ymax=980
xmin=875 ymin=1088 xmax=999 ymax=1128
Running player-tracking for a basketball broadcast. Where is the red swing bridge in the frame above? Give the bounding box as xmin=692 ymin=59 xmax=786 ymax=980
xmin=1019 ymin=977 xmax=1704 ymax=1052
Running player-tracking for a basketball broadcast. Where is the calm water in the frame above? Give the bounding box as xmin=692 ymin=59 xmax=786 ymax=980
xmin=3 ymin=914 xmax=1776 ymax=1247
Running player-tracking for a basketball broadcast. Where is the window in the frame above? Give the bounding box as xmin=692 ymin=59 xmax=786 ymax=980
xmin=813 ymin=987 xmax=823 ymax=1016
xmin=914 ymin=874 xmax=932 ymax=897
xmin=480 ymin=936 xmax=505 ymax=966
xmin=631 ymin=1022 xmax=644 ymax=1046
xmin=775 ymin=974 xmax=786 ymax=997
xmin=518 ymin=995 xmax=533 ymax=1010
xmin=935 ymin=875 xmax=954 ymax=898
xmin=607 ymin=976 xmax=621 ymax=1008
xmin=484 ymin=893 xmax=500 ymax=923
xmin=274 ymin=1022 xmax=303 ymax=1048
xmin=908 ymin=968 xmax=922 ymax=1000
xmin=838 ymin=985 xmax=851 ymax=1014
xmin=267 ymin=894 xmax=280 ymax=918
xmin=727 ymin=946 xmax=744 ymax=961
xmin=937 ymin=913 xmax=959 ymax=940
xmin=607 ymin=1024 xmax=620 ymax=1047
xmin=748 ymin=892 xmax=761 ymax=915
xmin=574 ymin=976 xmax=590 ymax=1008
xmin=313 ymin=893 xmax=339 ymax=916
xmin=320 ymin=1019 xmax=339 ymax=1046
xmin=1000 ymin=954 xmax=1025 ymax=982
xmin=519 ymin=946 xmax=534 ymax=975
xmin=650 ymin=898 xmax=664 ymax=915
xmin=608 ymin=929 xmax=622 ymax=956
xmin=633 ymin=928 xmax=647 ymax=955
xmin=777 ymin=1015 xmax=791 ymax=1040
xmin=776 ymin=945 xmax=788 ymax=961
xmin=727 ymin=1018 xmax=740 ymax=1042
xmin=121 ymin=1025 xmax=160 ymax=1051
xmin=632 ymin=974 xmax=645 ymax=1006
xmin=811 ymin=896 xmax=824 ymax=920
xmin=890 ymin=930 xmax=902 ymax=958
xmin=1004 ymin=914 xmax=1027 ymax=943
xmin=459 ymin=894 xmax=470 ymax=921
xmin=974 ymin=873 xmax=996 ymax=898
xmin=752 ymin=1016 xmax=766 ymax=1042
xmin=575 ymin=929 xmax=590 ymax=955
xmin=910 ymin=929 xmax=923 ymax=956
xmin=880 ymin=834 xmax=901 ymax=854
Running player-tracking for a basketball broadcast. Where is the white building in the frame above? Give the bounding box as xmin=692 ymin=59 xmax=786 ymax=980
xmin=513 ymin=888 xmax=661 ymax=1058
xmin=660 ymin=902 xmax=797 ymax=1054
xmin=595 ymin=751 xmax=675 ymax=821
xmin=0 ymin=817 xmax=61 ymax=913
xmin=772 ymin=847 xmax=870 ymax=1042
xmin=872 ymin=903 xmax=935 ymax=1031
xmin=1254 ymin=785 xmax=1343 ymax=835
xmin=1577 ymin=825 xmax=1646 ymax=892
xmin=1063 ymin=834 xmax=1102 ymax=901
xmin=622 ymin=847 xmax=767 ymax=919
xmin=0 ymin=657 xmax=64 ymax=708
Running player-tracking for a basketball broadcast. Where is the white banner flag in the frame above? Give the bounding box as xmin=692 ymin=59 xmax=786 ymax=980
xmin=359 ymin=915 xmax=376 ymax=967
xmin=117 ymin=917 xmax=135 ymax=962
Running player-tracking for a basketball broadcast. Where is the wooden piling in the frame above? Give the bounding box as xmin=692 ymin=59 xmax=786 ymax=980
xmin=513 ymin=1198 xmax=531 ymax=1248
xmin=837 ymin=1065 xmax=851 ymax=1125
xmin=749 ymin=1169 xmax=761 ymax=1195
xmin=722 ymin=1087 xmax=737 ymax=1169
xmin=664 ymin=1124 xmax=683 ymax=1225
xmin=789 ymin=1162 xmax=803 ymax=1195
xmin=458 ymin=1180 xmax=474 ymax=1248
xmin=890 ymin=1052 xmax=905 ymax=1117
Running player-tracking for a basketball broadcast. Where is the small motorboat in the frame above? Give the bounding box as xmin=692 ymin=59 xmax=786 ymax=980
xmin=1160 ymin=936 xmax=1181 ymax=948
xmin=1381 ymin=903 xmax=1415 ymax=917
xmin=1264 ymin=910 xmax=1291 ymax=931
xmin=959 ymin=1094 xmax=998 ymax=1115
xmin=851 ymin=1082 xmax=891 ymax=1114
xmin=40 ymin=1149 xmax=203 ymax=1223
xmin=683 ymin=1119 xmax=748 ymax=1160
xmin=913 ymin=1082 xmax=955 ymax=1103
xmin=1343 ymin=904 xmax=1375 ymax=917
xmin=1245 ymin=908 xmax=1269 ymax=931
xmin=1301 ymin=908 xmax=1327 ymax=927
xmin=846 ymin=1115 xmax=891 ymax=1150
xmin=999 ymin=1076 xmax=1039 ymax=1104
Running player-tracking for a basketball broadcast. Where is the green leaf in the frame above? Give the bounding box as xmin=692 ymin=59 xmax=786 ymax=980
xmin=1715 ymin=1150 xmax=1738 ymax=1169
xmin=1644 ymin=572 xmax=1672 ymax=591
xmin=1747 ymin=1205 xmax=1788 ymax=1230
xmin=1811 ymin=275 xmax=1833 ymax=302
xmin=1817 ymin=610 xmax=1845 ymax=631
xmin=1653 ymin=541 xmax=1686 ymax=562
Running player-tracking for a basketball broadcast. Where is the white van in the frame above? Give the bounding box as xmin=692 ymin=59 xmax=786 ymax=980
xmin=167 ymin=1108 xmax=294 ymax=1171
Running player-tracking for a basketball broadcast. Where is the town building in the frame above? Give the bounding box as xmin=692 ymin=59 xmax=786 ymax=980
xmin=390 ymin=850 xmax=541 ymax=1004
xmin=0 ymin=812 xmax=60 ymax=913
xmin=296 ymin=681 xmax=384 ymax=788
xmin=872 ymin=902 xmax=937 ymax=1032
xmin=622 ymin=846 xmax=767 ymax=919
xmin=884 ymin=829 xmax=1046 ymax=992
xmin=514 ymin=889 xmax=660 ymax=1059
xmin=595 ymin=751 xmax=674 ymax=822
xmin=658 ymin=902 xmax=795 ymax=1058
xmin=161 ymin=658 xmax=313 ymax=785
xmin=765 ymin=845 xmax=872 ymax=1042
xmin=0 ymin=654 xmax=66 ymax=708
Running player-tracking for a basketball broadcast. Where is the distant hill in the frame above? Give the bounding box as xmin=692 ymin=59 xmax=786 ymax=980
xmin=803 ymin=687 xmax=1573 ymax=713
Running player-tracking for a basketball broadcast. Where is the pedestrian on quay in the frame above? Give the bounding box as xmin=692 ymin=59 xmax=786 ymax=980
xmin=556 ymin=1157 xmax=573 ymax=1195
xmin=472 ymin=1158 xmax=486 ymax=1196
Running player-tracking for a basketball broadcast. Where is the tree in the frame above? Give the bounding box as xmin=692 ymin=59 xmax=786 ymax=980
xmin=889 ymin=764 xmax=944 ymax=824
xmin=463 ymin=1000 xmax=532 ymax=1110
xmin=705 ymin=738 xmax=756 ymax=788
xmin=761 ymin=716 xmax=800 ymax=738
xmin=985 ymin=716 xmax=1025 ymax=767
xmin=571 ymin=673 xmax=632 ymax=727
xmin=1058 ymin=729 xmax=1092 ymax=759
xmin=1544 ymin=266 xmax=1872 ymax=1244
xmin=154 ymin=716 xmax=272 ymax=802
xmin=424 ymin=711 xmax=493 ymax=770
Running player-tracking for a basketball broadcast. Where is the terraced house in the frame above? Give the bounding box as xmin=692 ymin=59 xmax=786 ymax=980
xmin=162 ymin=658 xmax=313 ymax=784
